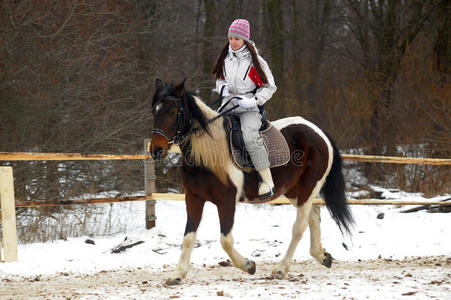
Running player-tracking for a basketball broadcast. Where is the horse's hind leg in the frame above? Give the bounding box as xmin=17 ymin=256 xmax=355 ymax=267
xmin=272 ymin=198 xmax=313 ymax=279
xmin=166 ymin=192 xmax=205 ymax=285
xmin=309 ymin=204 xmax=332 ymax=268
xmin=216 ymin=200 xmax=256 ymax=275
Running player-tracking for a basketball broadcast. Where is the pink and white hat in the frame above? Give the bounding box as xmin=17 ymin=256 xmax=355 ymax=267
xmin=228 ymin=19 xmax=250 ymax=42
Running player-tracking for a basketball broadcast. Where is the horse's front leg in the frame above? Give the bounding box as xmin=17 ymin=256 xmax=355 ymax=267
xmin=216 ymin=200 xmax=256 ymax=275
xmin=166 ymin=192 xmax=205 ymax=285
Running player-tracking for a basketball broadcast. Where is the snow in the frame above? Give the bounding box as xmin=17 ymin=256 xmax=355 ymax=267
xmin=1 ymin=189 xmax=450 ymax=299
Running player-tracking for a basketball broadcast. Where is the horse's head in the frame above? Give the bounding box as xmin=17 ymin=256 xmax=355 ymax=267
xmin=150 ymin=79 xmax=188 ymax=160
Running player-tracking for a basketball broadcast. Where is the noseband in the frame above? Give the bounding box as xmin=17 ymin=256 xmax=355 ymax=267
xmin=151 ymin=96 xmax=186 ymax=145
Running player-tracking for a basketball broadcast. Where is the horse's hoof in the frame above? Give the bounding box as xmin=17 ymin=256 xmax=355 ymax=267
xmin=246 ymin=260 xmax=256 ymax=275
xmin=271 ymin=270 xmax=285 ymax=280
xmin=165 ymin=277 xmax=182 ymax=286
xmin=322 ymin=252 xmax=333 ymax=268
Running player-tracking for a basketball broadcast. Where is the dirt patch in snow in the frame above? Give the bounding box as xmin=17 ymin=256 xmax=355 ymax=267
xmin=1 ymin=256 xmax=450 ymax=299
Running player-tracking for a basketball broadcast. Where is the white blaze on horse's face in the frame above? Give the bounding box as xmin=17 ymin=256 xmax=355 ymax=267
xmin=154 ymin=103 xmax=163 ymax=114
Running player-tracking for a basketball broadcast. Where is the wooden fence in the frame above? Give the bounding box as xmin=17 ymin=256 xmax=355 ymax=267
xmin=0 ymin=167 xmax=18 ymax=262
xmin=1 ymin=151 xmax=451 ymax=165
xmin=1 ymin=145 xmax=450 ymax=262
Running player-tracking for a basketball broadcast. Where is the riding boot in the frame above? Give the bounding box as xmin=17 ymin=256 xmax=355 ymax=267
xmin=258 ymin=167 xmax=275 ymax=199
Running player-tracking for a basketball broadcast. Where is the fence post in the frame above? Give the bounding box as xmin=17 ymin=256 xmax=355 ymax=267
xmin=0 ymin=166 xmax=18 ymax=262
xmin=144 ymin=139 xmax=156 ymax=229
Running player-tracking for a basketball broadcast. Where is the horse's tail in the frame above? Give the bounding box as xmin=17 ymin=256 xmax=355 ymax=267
xmin=321 ymin=135 xmax=354 ymax=235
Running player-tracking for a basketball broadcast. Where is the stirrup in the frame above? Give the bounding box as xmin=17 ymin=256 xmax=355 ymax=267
xmin=259 ymin=188 xmax=274 ymax=199
xmin=258 ymin=182 xmax=275 ymax=199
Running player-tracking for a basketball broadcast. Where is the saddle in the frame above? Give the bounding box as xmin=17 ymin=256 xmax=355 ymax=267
xmin=224 ymin=115 xmax=290 ymax=172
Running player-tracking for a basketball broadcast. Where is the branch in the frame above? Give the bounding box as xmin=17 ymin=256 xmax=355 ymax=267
xmin=32 ymin=0 xmax=78 ymax=39
xmin=345 ymin=0 xmax=365 ymax=20
xmin=2 ymin=1 xmax=16 ymax=28
xmin=398 ymin=1 xmax=434 ymax=53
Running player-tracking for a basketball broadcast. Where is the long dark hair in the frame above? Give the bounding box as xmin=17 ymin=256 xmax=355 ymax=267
xmin=211 ymin=41 xmax=269 ymax=84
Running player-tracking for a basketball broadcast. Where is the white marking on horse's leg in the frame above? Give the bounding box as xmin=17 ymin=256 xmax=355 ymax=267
xmin=221 ymin=232 xmax=245 ymax=267
xmin=226 ymin=162 xmax=244 ymax=201
xmin=309 ymin=204 xmax=324 ymax=258
xmin=272 ymin=198 xmax=313 ymax=278
xmin=309 ymin=205 xmax=332 ymax=267
xmin=221 ymin=232 xmax=256 ymax=274
xmin=167 ymin=232 xmax=196 ymax=283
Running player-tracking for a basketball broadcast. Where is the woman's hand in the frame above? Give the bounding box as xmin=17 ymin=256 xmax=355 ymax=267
xmin=237 ymin=95 xmax=257 ymax=108
xmin=221 ymin=85 xmax=230 ymax=97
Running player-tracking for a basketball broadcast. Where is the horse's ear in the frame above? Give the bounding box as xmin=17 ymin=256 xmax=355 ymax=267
xmin=155 ymin=78 xmax=164 ymax=90
xmin=174 ymin=78 xmax=186 ymax=98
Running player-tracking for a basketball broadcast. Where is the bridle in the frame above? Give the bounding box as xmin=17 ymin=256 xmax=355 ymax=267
xmin=151 ymin=95 xmax=240 ymax=145
xmin=151 ymin=96 xmax=187 ymax=145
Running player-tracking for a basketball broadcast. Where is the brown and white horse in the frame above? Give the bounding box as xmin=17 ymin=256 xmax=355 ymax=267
xmin=150 ymin=79 xmax=354 ymax=285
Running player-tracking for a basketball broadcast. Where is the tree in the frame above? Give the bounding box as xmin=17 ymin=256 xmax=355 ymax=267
xmin=432 ymin=0 xmax=451 ymax=85
xmin=344 ymin=0 xmax=435 ymax=153
xmin=263 ymin=0 xmax=285 ymax=117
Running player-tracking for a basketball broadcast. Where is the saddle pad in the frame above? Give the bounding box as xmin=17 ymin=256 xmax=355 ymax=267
xmin=230 ymin=122 xmax=290 ymax=172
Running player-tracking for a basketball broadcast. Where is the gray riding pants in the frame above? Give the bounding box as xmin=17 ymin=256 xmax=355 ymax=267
xmin=238 ymin=111 xmax=270 ymax=171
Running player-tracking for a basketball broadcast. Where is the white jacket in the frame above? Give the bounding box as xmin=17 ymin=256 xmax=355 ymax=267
xmin=216 ymin=45 xmax=277 ymax=113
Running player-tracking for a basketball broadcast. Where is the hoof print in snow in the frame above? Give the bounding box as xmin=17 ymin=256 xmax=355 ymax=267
xmin=271 ymin=271 xmax=285 ymax=280
xmin=218 ymin=260 xmax=232 ymax=267
xmin=251 ymin=249 xmax=264 ymax=257
xmin=165 ymin=277 xmax=182 ymax=286
xmin=377 ymin=212 xmax=385 ymax=219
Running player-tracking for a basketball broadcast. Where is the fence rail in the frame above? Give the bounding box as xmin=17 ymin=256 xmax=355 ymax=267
xmin=0 ymin=152 xmax=148 ymax=161
xmin=1 ymin=152 xmax=451 ymax=165
xmin=341 ymin=154 xmax=451 ymax=165
xmin=13 ymin=193 xmax=451 ymax=207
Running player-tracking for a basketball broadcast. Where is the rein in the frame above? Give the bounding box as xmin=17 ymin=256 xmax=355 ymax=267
xmin=152 ymin=95 xmax=239 ymax=145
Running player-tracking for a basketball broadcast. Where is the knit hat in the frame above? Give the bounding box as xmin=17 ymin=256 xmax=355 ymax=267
xmin=228 ymin=19 xmax=250 ymax=42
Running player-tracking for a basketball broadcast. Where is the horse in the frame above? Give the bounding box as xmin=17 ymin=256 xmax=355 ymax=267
xmin=150 ymin=79 xmax=354 ymax=285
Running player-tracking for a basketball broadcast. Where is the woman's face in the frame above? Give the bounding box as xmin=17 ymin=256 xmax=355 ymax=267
xmin=229 ymin=36 xmax=245 ymax=51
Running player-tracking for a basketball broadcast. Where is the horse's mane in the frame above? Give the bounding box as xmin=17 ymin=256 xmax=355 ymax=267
xmin=184 ymin=91 xmax=211 ymax=135
xmin=183 ymin=93 xmax=231 ymax=184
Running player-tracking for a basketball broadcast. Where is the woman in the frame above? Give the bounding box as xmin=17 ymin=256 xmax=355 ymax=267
xmin=211 ymin=19 xmax=277 ymax=199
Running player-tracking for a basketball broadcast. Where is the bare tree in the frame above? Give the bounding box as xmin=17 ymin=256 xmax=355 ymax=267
xmin=343 ymin=0 xmax=435 ymax=152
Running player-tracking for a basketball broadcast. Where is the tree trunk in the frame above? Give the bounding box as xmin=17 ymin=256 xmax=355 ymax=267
xmin=433 ymin=0 xmax=451 ymax=86
xmin=263 ymin=0 xmax=284 ymax=117
xmin=306 ymin=0 xmax=332 ymax=104
xmin=200 ymin=0 xmax=216 ymax=101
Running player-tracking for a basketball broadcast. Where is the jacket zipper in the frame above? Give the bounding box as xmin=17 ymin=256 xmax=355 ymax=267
xmin=234 ymin=58 xmax=240 ymax=93
xmin=243 ymin=64 xmax=251 ymax=81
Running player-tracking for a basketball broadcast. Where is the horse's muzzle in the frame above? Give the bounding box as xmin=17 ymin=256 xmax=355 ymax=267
xmin=150 ymin=134 xmax=170 ymax=160
xmin=150 ymin=146 xmax=166 ymax=160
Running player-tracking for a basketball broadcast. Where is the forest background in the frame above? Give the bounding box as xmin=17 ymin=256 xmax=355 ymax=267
xmin=0 ymin=1 xmax=449 ymax=241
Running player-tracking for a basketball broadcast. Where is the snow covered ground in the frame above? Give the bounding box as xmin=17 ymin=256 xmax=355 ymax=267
xmin=1 ymin=189 xmax=450 ymax=299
